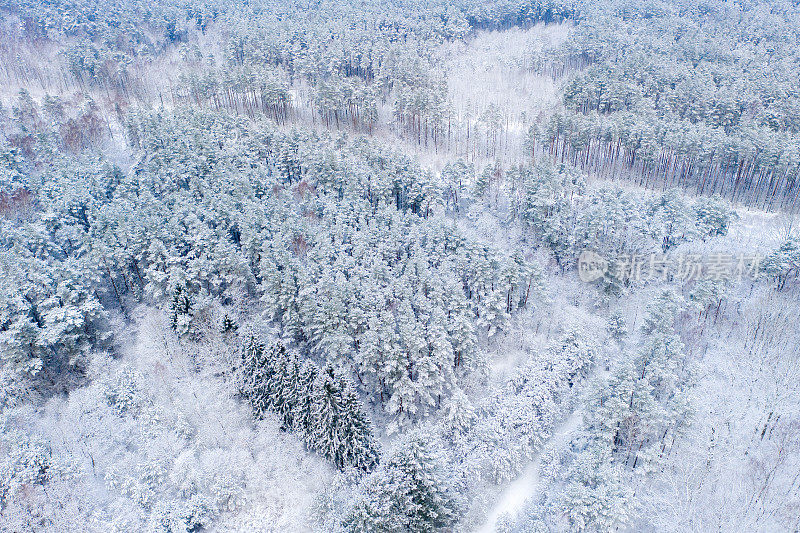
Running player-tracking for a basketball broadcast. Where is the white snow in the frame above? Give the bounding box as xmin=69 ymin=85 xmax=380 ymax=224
xmin=477 ymin=406 xmax=584 ymax=533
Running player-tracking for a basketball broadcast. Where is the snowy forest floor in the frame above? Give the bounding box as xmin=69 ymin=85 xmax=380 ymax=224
xmin=1 ymin=307 xmax=333 ymax=530
xmin=463 ymin=204 xmax=799 ymax=531
xmin=478 ymin=404 xmax=584 ymax=532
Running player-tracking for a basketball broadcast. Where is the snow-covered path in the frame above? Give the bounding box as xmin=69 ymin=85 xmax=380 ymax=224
xmin=477 ymin=408 xmax=584 ymax=532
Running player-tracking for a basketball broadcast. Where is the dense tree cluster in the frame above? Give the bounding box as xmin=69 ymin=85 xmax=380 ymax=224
xmin=6 ymin=0 xmax=799 ymax=211
xmin=0 ymin=145 xmax=113 ymax=404
xmin=497 ymin=159 xmax=736 ymax=282
xmin=0 ymin=0 xmax=198 ymax=92
xmin=1 ymin=0 xmax=576 ymax=138
xmin=1 ymin=1 xmax=798 ymax=531
xmin=238 ymin=337 xmax=379 ymax=473
xmin=534 ymin=0 xmax=800 ymax=210
xmin=0 ymin=99 xmax=543 ymax=428
xmin=175 ymin=0 xmax=575 ymax=141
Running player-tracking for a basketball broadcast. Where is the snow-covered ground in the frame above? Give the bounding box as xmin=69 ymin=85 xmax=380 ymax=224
xmin=478 ymin=406 xmax=583 ymax=533
xmin=1 ymin=307 xmax=332 ymax=531
xmin=439 ymin=23 xmax=569 ymax=164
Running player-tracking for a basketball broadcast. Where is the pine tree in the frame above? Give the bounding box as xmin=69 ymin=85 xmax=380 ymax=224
xmin=647 ymin=189 xmax=697 ymax=252
xmin=551 ymin=327 xmax=597 ymax=388
xmin=761 ymin=237 xmax=800 ymax=290
xmin=473 ymin=164 xmax=491 ymax=201
xmin=41 ymin=276 xmax=111 ymax=366
xmin=560 ymin=440 xmax=634 ymax=532
xmin=694 ymin=195 xmax=736 ymax=239
xmin=441 ymin=388 xmax=476 ymax=438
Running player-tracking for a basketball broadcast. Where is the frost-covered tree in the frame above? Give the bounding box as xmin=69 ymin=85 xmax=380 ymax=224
xmin=239 ymin=338 xmax=379 ymax=472
xmin=761 ymin=237 xmax=800 ymax=290
xmin=309 ymin=365 xmax=379 ymax=472
xmin=344 ymin=430 xmax=458 ymax=532
xmin=606 ymin=310 xmax=627 ymax=344
xmin=601 ymin=290 xmax=691 ymax=470
xmin=694 ymin=196 xmax=736 ymax=239
xmin=559 ymin=439 xmax=634 ymax=532
xmin=647 ymin=190 xmax=697 ymax=253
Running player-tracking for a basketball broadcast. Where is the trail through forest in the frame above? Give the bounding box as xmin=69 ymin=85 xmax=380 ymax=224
xmin=478 ymin=406 xmax=584 ymax=532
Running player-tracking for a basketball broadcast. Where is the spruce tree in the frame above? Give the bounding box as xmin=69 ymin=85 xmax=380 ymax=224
xmin=260 ymin=341 xmax=287 ymax=412
xmin=275 ymin=350 xmax=301 ymax=429
xmin=169 ymin=284 xmax=193 ymax=337
xmin=338 ymin=380 xmax=380 ymax=473
xmin=309 ymin=366 xmax=345 ymax=468
xmin=239 ymin=335 xmax=266 ymax=416
xmin=221 ymin=314 xmax=238 ymax=335
xmin=292 ymin=360 xmax=319 ymax=435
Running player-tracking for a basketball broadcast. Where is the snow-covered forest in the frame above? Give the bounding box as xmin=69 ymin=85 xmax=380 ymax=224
xmin=0 ymin=0 xmax=798 ymax=531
